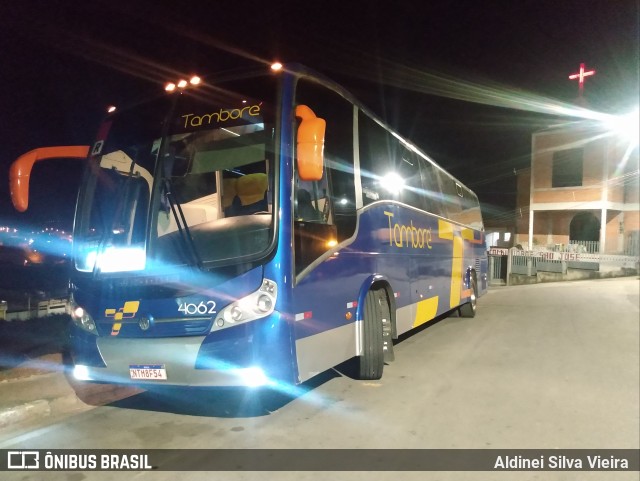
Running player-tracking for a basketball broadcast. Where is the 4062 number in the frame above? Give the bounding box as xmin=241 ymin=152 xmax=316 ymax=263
xmin=178 ymin=301 xmax=217 ymax=316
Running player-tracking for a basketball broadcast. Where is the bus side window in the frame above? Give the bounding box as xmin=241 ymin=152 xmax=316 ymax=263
xmin=296 ymin=187 xmax=322 ymax=221
xmin=418 ymin=157 xmax=445 ymax=217
xmin=294 ymin=78 xmax=354 ymax=275
xmin=360 ymin=113 xmax=429 ymax=209
xmin=439 ymin=173 xmax=462 ymax=222
xmin=358 ymin=112 xmax=394 ymax=205
xmin=459 ymin=185 xmax=483 ymax=230
xmin=397 ymin=149 xmax=423 ymax=209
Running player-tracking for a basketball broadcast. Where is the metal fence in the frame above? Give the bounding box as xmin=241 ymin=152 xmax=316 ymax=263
xmin=489 ymin=245 xmax=639 ymax=286
xmin=531 ymin=240 xmax=639 ymax=256
xmin=488 ymin=254 xmax=506 ymax=285
xmin=511 ymin=253 xmax=537 ymax=275
xmin=567 ymin=240 xmax=599 ymax=253
xmin=532 ymin=241 xmax=599 ymax=254
xmin=626 ymin=234 xmax=640 ymax=256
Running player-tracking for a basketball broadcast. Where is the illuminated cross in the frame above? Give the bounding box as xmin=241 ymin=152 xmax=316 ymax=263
xmin=569 ymin=63 xmax=596 ymax=96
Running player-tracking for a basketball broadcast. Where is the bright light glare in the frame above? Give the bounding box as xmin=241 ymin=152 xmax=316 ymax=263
xmin=73 ymin=365 xmax=91 ymax=381
xmin=271 ymin=62 xmax=283 ymax=71
xmin=85 ymin=250 xmax=98 ymax=270
xmin=604 ymin=109 xmax=640 ymax=147
xmin=189 ymin=75 xmax=201 ymax=86
xmin=85 ymin=246 xmax=146 ymax=273
xmin=73 ymin=306 xmax=85 ymax=318
xmin=235 ymin=367 xmax=268 ymax=387
xmin=381 ymin=172 xmax=405 ymax=194
xmin=165 ymin=82 xmax=176 ymax=92
xmin=335 ymin=57 xmax=616 ymax=123
xmin=107 ymin=105 xmax=117 ymax=113
xmin=177 ymin=79 xmax=188 ymax=89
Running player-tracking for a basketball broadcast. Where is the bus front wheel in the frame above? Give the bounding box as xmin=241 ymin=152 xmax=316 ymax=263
xmin=459 ymin=274 xmax=477 ymax=318
xmin=358 ymin=288 xmax=386 ymax=380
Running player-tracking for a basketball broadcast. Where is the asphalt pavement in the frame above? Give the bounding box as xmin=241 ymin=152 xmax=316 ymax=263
xmin=0 ymin=353 xmax=141 ymax=428
xmin=1 ymin=276 xmax=638 ymax=433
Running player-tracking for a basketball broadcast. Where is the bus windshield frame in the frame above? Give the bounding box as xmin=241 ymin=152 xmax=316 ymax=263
xmin=72 ymin=74 xmax=281 ymax=276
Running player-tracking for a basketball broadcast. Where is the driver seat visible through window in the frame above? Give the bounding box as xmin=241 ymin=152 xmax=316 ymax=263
xmin=230 ymin=173 xmax=268 ymax=215
xmin=296 ymin=188 xmax=322 ymax=221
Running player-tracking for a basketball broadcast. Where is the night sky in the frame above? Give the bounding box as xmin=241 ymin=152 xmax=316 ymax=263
xmin=1 ymin=0 xmax=638 ymax=231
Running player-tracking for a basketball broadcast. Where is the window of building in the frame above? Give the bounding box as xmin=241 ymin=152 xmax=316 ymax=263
xmin=552 ymin=148 xmax=583 ymax=187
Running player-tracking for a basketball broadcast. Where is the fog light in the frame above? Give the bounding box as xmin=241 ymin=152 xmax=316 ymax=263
xmin=73 ymin=365 xmax=91 ymax=381
xmin=237 ymin=367 xmax=268 ymax=387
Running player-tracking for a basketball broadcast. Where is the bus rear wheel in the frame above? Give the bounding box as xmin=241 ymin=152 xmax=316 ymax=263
xmin=459 ymin=274 xmax=477 ymax=318
xmin=358 ymin=288 xmax=386 ymax=380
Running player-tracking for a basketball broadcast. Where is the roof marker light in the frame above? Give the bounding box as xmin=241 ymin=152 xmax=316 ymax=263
xmin=107 ymin=105 xmax=117 ymax=113
xmin=166 ymin=74 xmax=201 ymax=93
xmin=271 ymin=62 xmax=283 ymax=71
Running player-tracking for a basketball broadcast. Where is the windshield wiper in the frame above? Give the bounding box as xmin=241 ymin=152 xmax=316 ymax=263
xmin=162 ymin=178 xmax=204 ymax=269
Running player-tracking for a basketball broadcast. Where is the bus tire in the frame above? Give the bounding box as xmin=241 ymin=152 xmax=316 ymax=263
xmin=358 ymin=289 xmax=385 ymax=380
xmin=459 ymin=273 xmax=477 ymax=318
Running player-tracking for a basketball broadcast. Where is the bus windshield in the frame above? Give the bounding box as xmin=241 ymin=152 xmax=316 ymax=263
xmin=73 ymin=77 xmax=277 ymax=274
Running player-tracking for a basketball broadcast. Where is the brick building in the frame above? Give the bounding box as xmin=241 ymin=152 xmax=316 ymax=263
xmin=515 ymin=121 xmax=639 ymax=254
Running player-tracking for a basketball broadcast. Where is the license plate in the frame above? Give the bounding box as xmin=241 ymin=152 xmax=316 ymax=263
xmin=129 ymin=364 xmax=167 ymax=380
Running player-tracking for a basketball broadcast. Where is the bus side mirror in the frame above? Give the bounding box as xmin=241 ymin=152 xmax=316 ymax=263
xmin=295 ymin=105 xmax=325 ymax=181
xmin=10 ymin=145 xmax=89 ymax=212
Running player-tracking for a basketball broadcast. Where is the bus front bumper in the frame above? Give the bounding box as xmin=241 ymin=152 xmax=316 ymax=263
xmin=72 ymin=335 xmax=269 ymax=388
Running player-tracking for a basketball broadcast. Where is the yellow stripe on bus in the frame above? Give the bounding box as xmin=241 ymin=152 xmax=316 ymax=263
xmin=438 ymin=219 xmax=463 ymax=309
xmin=461 ymin=228 xmax=475 ymax=241
xmin=438 ymin=219 xmax=454 ymax=240
xmin=413 ymin=296 xmax=439 ymax=327
xmin=450 ymin=235 xmax=463 ymax=308
xmin=462 ymin=227 xmax=483 ymax=244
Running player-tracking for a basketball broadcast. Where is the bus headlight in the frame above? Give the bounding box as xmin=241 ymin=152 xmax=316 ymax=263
xmin=214 ymin=279 xmax=277 ymax=330
xmin=73 ymin=364 xmax=92 ymax=381
xmin=257 ymin=294 xmax=273 ymax=313
xmin=70 ymin=297 xmax=97 ymax=335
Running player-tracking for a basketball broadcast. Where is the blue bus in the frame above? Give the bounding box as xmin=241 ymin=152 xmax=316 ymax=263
xmin=10 ymin=64 xmax=487 ymax=387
